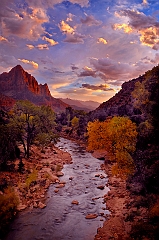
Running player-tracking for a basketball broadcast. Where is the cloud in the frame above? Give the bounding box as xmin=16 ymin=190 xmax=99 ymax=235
xmin=18 ymin=59 xmax=39 ymax=68
xmin=90 ymin=57 xmax=133 ymax=80
xmin=71 ymin=65 xmax=79 ymax=70
xmin=0 ymin=36 xmax=8 ymax=42
xmin=2 ymin=7 xmax=48 ymax=40
xmin=26 ymin=0 xmax=89 ymax=8
xmin=43 ymin=36 xmax=58 ymax=46
xmin=59 ymin=20 xmax=75 ymax=34
xmin=82 ymin=83 xmax=114 ymax=91
xmin=139 ymin=27 xmax=159 ymax=49
xmin=142 ymin=0 xmax=148 ymax=5
xmin=97 ymin=37 xmax=108 ymax=44
xmin=26 ymin=44 xmax=35 ymax=49
xmin=113 ymin=23 xmax=133 ymax=33
xmin=36 ymin=44 xmax=49 ymax=50
xmin=114 ymin=9 xmax=159 ymax=50
xmin=66 ymin=13 xmax=75 ymax=22
xmin=59 ymin=20 xmax=85 ymax=43
xmin=78 ymin=66 xmax=96 ymax=77
xmin=81 ymin=15 xmax=102 ymax=26
xmin=63 ymin=32 xmax=85 ymax=43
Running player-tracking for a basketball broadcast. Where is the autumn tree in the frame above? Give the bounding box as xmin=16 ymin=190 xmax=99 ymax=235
xmin=10 ymin=100 xmax=56 ymax=158
xmin=87 ymin=116 xmax=137 ymax=177
xmin=71 ymin=116 xmax=79 ymax=129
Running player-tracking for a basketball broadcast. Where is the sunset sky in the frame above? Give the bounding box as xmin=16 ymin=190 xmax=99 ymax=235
xmin=1 ymin=0 xmax=159 ymax=102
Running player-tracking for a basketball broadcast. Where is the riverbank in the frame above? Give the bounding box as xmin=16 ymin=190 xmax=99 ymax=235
xmin=92 ymin=150 xmax=151 ymax=240
xmin=92 ymin=150 xmax=131 ymax=239
xmin=0 ymin=143 xmax=72 ymax=211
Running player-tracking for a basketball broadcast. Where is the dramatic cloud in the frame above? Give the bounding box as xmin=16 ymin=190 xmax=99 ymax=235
xmin=113 ymin=23 xmax=133 ymax=33
xmin=43 ymin=36 xmax=58 ymax=46
xmin=139 ymin=27 xmax=159 ymax=49
xmin=114 ymin=9 xmax=159 ymax=50
xmin=59 ymin=20 xmax=85 ymax=43
xmin=97 ymin=37 xmax=108 ymax=44
xmin=2 ymin=7 xmax=48 ymax=40
xmin=81 ymin=15 xmax=102 ymax=26
xmin=78 ymin=66 xmax=96 ymax=77
xmin=18 ymin=59 xmax=39 ymax=68
xmin=90 ymin=57 xmax=133 ymax=80
xmin=82 ymin=83 xmax=114 ymax=91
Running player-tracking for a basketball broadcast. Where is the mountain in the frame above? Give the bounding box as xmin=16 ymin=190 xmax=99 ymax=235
xmin=59 ymin=98 xmax=100 ymax=112
xmin=0 ymin=65 xmax=68 ymax=112
xmin=90 ymin=75 xmax=145 ymax=123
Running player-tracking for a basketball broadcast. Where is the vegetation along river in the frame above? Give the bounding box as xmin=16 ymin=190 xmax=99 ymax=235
xmin=5 ymin=138 xmax=110 ymax=240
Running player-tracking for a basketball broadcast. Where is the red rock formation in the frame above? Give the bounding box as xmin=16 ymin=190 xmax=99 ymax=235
xmin=0 ymin=65 xmax=68 ymax=112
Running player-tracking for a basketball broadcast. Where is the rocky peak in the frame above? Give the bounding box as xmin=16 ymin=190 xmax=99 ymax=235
xmin=0 ymin=65 xmax=68 ymax=112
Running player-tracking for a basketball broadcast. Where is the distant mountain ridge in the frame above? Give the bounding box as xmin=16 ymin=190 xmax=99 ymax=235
xmin=0 ymin=65 xmax=68 ymax=112
xmin=59 ymin=98 xmax=100 ymax=112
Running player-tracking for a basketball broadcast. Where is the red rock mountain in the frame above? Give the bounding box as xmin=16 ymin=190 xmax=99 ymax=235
xmin=0 ymin=65 xmax=68 ymax=112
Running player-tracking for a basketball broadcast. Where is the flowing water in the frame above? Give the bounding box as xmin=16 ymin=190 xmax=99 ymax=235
xmin=5 ymin=138 xmax=110 ymax=240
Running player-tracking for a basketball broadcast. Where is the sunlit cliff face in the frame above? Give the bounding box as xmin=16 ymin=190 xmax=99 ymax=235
xmin=1 ymin=0 xmax=159 ymax=103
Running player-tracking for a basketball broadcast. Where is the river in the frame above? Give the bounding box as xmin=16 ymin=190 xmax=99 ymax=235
xmin=5 ymin=138 xmax=110 ymax=240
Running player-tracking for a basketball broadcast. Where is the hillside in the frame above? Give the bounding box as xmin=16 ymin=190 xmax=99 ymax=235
xmin=0 ymin=65 xmax=68 ymax=112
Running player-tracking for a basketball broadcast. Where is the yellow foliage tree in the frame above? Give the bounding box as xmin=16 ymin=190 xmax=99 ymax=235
xmin=87 ymin=116 xmax=137 ymax=178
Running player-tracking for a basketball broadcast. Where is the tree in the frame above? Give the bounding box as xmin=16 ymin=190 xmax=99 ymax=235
xmin=71 ymin=116 xmax=79 ymax=129
xmin=87 ymin=116 xmax=138 ymax=177
xmin=10 ymin=100 xmax=56 ymax=158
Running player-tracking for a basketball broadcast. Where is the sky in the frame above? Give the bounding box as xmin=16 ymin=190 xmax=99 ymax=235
xmin=1 ymin=0 xmax=159 ymax=103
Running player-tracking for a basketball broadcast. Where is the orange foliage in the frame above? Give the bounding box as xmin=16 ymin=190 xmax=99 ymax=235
xmin=87 ymin=116 xmax=137 ymax=177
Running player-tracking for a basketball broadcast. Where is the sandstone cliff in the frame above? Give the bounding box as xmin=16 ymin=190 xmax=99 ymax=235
xmin=0 ymin=65 xmax=68 ymax=112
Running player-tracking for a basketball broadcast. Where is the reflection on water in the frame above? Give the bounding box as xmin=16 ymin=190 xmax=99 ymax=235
xmin=5 ymin=138 xmax=110 ymax=240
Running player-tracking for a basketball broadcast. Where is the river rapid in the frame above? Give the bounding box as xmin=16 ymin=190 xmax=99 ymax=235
xmin=5 ymin=138 xmax=110 ymax=240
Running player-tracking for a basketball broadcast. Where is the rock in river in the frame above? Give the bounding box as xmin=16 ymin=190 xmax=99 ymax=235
xmin=85 ymin=214 xmax=98 ymax=219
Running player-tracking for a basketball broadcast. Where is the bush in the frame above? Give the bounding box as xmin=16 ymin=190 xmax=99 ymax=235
xmin=25 ymin=169 xmax=38 ymax=189
xmin=0 ymin=187 xmax=19 ymax=237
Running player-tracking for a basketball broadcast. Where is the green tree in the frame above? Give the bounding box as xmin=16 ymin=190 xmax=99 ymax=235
xmin=10 ymin=100 xmax=56 ymax=158
xmin=87 ymin=116 xmax=138 ymax=177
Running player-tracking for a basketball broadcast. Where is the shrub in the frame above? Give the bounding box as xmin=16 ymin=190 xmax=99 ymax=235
xmin=25 ymin=169 xmax=38 ymax=189
xmin=0 ymin=187 xmax=19 ymax=237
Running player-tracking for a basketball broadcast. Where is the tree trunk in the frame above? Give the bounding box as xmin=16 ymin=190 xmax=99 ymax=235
xmin=26 ymin=135 xmax=30 ymax=158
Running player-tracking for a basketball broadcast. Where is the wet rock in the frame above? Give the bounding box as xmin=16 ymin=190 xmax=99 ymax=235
xmin=54 ymin=189 xmax=59 ymax=193
xmin=56 ymin=171 xmax=64 ymax=177
xmin=95 ymin=174 xmax=100 ymax=177
xmin=85 ymin=213 xmax=98 ymax=219
xmin=97 ymin=185 xmax=105 ymax=190
xmin=56 ymin=184 xmax=65 ymax=188
xmin=72 ymin=200 xmax=79 ymax=205
xmin=33 ymin=202 xmax=38 ymax=208
xmin=17 ymin=204 xmax=27 ymax=211
xmin=38 ymin=202 xmax=46 ymax=209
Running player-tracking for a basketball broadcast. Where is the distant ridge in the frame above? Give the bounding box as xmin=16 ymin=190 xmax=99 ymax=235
xmin=59 ymin=98 xmax=100 ymax=112
xmin=0 ymin=65 xmax=68 ymax=112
